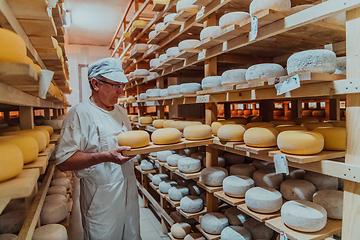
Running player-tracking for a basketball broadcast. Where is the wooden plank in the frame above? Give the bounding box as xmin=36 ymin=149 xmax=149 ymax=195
xmin=213 ymin=23 xmax=251 ymax=42
xmin=152 ymin=2 xmax=167 ymax=11
xmin=174 ymin=8 xmax=199 ymax=22
xmin=50 ymin=133 xmax=60 ymax=144
xmin=23 ymin=156 xmax=48 ymax=174
xmin=18 ymin=18 xmax=57 ymax=37
xmin=195 ymin=224 xmax=221 ymax=240
xmin=235 ymin=144 xmax=279 ymax=155
xmin=212 ymin=137 xmax=244 ymax=149
xmin=0 ymin=63 xmax=38 ymax=86
xmin=135 ymin=164 xmax=157 ymax=174
xmin=213 ymin=191 xmax=245 ymax=206
xmin=0 ymin=198 xmax=11 ymax=215
xmin=149 ymin=182 xmax=159 ymax=191
xmin=38 ymin=144 xmax=56 ymax=157
xmin=164 ymin=56 xmax=184 ymax=65
xmin=268 ymin=150 xmax=346 ymax=164
xmin=267 ymin=72 xmax=346 ymax=86
xmin=176 ymin=206 xmax=207 ymax=219
xmin=28 ymin=36 xmax=57 ymax=49
xmin=174 ymin=170 xmax=201 ymax=180
xmin=164 ymin=194 xmax=180 ymax=208
xmin=196 ymin=37 xmax=223 ymax=50
xmin=237 ymin=203 xmax=281 ymax=222
xmin=37 ymin=48 xmax=59 ymax=60
xmin=7 ymin=0 xmax=49 ymax=20
xmin=164 ymin=163 xmax=178 ymax=172
xmin=129 ymin=50 xmax=145 ymax=59
xmin=197 ymin=181 xmax=222 ymax=193
xmin=192 ymin=0 xmax=212 ymax=6
xmin=163 ymin=20 xmax=182 ymax=32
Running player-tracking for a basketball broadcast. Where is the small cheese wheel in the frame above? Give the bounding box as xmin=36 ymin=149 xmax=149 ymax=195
xmin=157 ymin=150 xmax=174 ymax=161
xmin=53 ymin=171 xmax=67 ymax=179
xmin=160 ymin=89 xmax=168 ymax=96
xmin=45 ymin=194 xmax=67 ymax=203
xmin=200 ymin=26 xmax=221 ymax=41
xmin=139 ymin=93 xmax=147 ymax=99
xmin=217 ymin=124 xmax=246 ymax=142
xmin=141 ymin=160 xmax=154 ymax=170
xmin=150 ymin=58 xmax=161 ymax=68
xmin=133 ymin=20 xmax=148 ymax=28
xmin=275 ymin=125 xmax=307 ymax=132
xmin=302 ymin=110 xmax=312 ymax=117
xmin=223 ymin=175 xmax=254 ymax=197
xmin=188 ymin=182 xmax=204 ymax=195
xmin=219 ymin=12 xmax=250 ymax=29
xmin=301 ymin=122 xmax=333 ymax=131
xmin=224 ymin=152 xmax=245 ymax=165
xmin=250 ymin=0 xmax=291 ymax=16
xmin=168 ymin=85 xmax=181 ymax=95
xmin=178 ymin=39 xmax=201 ymax=51
xmin=152 ymin=174 xmax=169 ymax=185
xmin=180 ymin=121 xmax=202 ymax=131
xmin=171 ymin=223 xmax=191 ymax=238
xmin=201 ymin=213 xmax=229 ymax=235
xmin=184 ymin=233 xmax=205 ymax=240
xmin=33 ymin=224 xmax=68 ymax=240
xmin=246 ymin=63 xmax=286 ymax=81
xmin=0 ymin=143 xmax=23 ymax=182
xmin=35 ymin=125 xmax=54 ymax=136
xmin=313 ymin=190 xmax=343 ymax=219
xmin=179 ymin=147 xmax=197 ymax=157
xmin=244 ymin=127 xmax=278 ymax=147
xmin=229 ymin=164 xmax=256 ymax=177
xmin=0 ymin=135 xmax=38 ymax=164
xmin=0 ymin=210 xmax=26 ymax=234
xmin=201 ymin=167 xmax=228 ymax=187
xmin=221 ymin=226 xmax=252 ymax=240
xmin=312 ymin=110 xmax=325 ymax=117
xmin=2 ymin=129 xmax=47 ymax=152
xmin=253 ymin=169 xmax=283 ymax=189
xmin=164 ymin=13 xmax=177 ymax=24
xmin=163 ymin=120 xmax=175 ymax=128
xmin=40 ymin=202 xmax=68 ymax=224
xmin=118 ymin=130 xmax=150 ymax=148
xmin=280 ymin=179 xmax=316 ymax=201
xmin=221 ymin=69 xmax=247 ymax=85
xmin=251 ymin=160 xmax=275 ymax=169
xmin=0 ymin=28 xmax=27 ymax=64
xmin=335 ymin=56 xmax=346 ymax=74
xmin=184 ymin=125 xmax=212 ymax=140
xmin=149 ymin=30 xmax=157 ymax=39
xmin=245 ymin=187 xmax=282 ymax=213
xmin=224 ymin=207 xmax=248 ymax=226
xmin=281 ymin=200 xmax=327 ymax=232
xmin=178 ymin=157 xmax=201 ymax=173
xmin=180 ymin=83 xmax=202 ymax=93
xmin=176 ymin=0 xmax=200 ymax=13
xmin=180 ymin=195 xmax=203 ymax=213
xmin=134 ymin=69 xmax=150 ymax=76
xmin=169 ymin=186 xmax=189 ymax=201
xmin=166 ymin=47 xmax=180 ymax=57
xmin=243 ymin=218 xmax=273 ymax=240
xmin=277 ymin=131 xmax=324 ymax=155
xmin=304 ymin=171 xmax=338 ymax=191
xmin=0 ymin=234 xmax=18 ymax=240
xmin=51 ymin=178 xmax=71 ymax=189
xmin=159 ymin=53 xmax=168 ymax=62
xmin=139 ymin=116 xmax=153 ymax=125
xmin=313 ymin=127 xmax=346 ymax=150
xmin=285 ymin=167 xmax=306 ymax=180
xmin=159 ymin=180 xmax=177 ymax=193
xmin=151 ymin=128 xmax=182 ymax=144
xmin=245 ymin=122 xmax=275 ymax=129
xmin=47 ymin=186 xmax=67 ymax=196
xmin=201 ymin=76 xmax=222 ymax=89
xmin=211 ymin=121 xmax=234 ymax=135
xmin=134 ymin=43 xmax=148 ymax=52
xmin=153 ymin=119 xmax=165 ymax=128
xmin=170 ymin=121 xmax=184 ymax=130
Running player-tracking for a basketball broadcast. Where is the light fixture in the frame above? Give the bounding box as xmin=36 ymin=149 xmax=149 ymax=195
xmin=63 ymin=11 xmax=71 ymax=28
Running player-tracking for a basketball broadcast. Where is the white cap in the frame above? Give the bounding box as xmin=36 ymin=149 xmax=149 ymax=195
xmin=88 ymin=57 xmax=128 ymax=83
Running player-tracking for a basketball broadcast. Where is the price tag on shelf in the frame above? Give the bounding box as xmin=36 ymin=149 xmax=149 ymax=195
xmin=180 ymin=24 xmax=185 ymax=32
xmin=279 ymin=230 xmax=289 ymax=240
xmin=196 ymin=95 xmax=210 ymax=103
xmin=196 ymin=6 xmax=205 ymax=20
xmin=249 ymin=16 xmax=258 ymax=41
xmin=197 ymin=49 xmax=206 ymax=61
xmin=222 ymin=42 xmax=228 ymax=51
xmin=274 ymin=154 xmax=289 ymax=175
xmin=275 ymin=74 xmax=300 ymax=96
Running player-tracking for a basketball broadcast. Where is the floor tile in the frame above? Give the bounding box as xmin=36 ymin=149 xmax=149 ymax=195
xmin=149 ymin=216 xmax=162 ymax=230
xmin=140 ymin=219 xmax=157 ymax=234
xmin=141 ymin=230 xmax=162 ymax=240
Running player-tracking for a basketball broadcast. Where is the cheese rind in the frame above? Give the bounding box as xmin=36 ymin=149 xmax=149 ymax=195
xmin=180 ymin=195 xmax=204 ymax=213
xmin=168 ymin=186 xmax=189 ymax=200
xmin=153 ymin=119 xmax=165 ymax=128
xmin=221 ymin=226 xmax=252 ymax=240
xmin=313 ymin=190 xmax=343 ymax=219
xmin=244 ymin=127 xmax=279 ymax=147
xmin=221 ymin=69 xmax=247 ymax=85
xmin=152 ymin=174 xmax=169 ymax=185
xmin=163 ymin=120 xmax=175 ymax=128
xmin=313 ymin=127 xmax=346 ymax=151
xmin=155 ymin=22 xmax=165 ymax=32
xmin=47 ymin=186 xmax=67 ymax=196
xmin=33 ymin=224 xmax=68 ymax=240
xmin=0 ymin=28 xmax=27 ymax=64
xmin=134 ymin=44 xmax=148 ymax=52
xmin=301 ymin=122 xmax=333 ymax=131
xmin=134 ymin=69 xmax=150 ymax=76
xmin=150 ymin=58 xmax=161 ymax=68
xmin=219 ymin=12 xmax=250 ymax=29
xmin=304 ymin=171 xmax=338 ymax=191
xmin=224 ymin=207 xmax=248 ymax=226
xmin=40 ymin=202 xmax=68 ymax=225
xmin=166 ymin=47 xmax=180 ymax=57
xmin=149 ymin=30 xmax=157 ymax=39
xmin=180 ymin=83 xmax=202 ymax=94
xmin=246 ymin=63 xmax=286 ymax=81
xmin=184 ymin=233 xmax=205 ymax=240
xmin=159 ymin=180 xmax=177 ymax=193
xmin=201 ymin=213 xmax=229 ymax=235
xmin=157 ymin=150 xmax=174 ymax=162
xmin=171 ymin=223 xmax=191 ymax=238
xmin=277 ymin=130 xmax=324 ymax=155
xmin=229 ymin=164 xmax=256 ymax=177
xmin=0 ymin=135 xmax=38 ymax=164
xmin=280 ymin=179 xmax=316 ymax=201
xmin=118 ymin=130 xmax=150 ymax=148
xmin=167 ymin=85 xmax=181 ymax=95
xmin=223 ymin=175 xmax=254 ymax=197
xmin=183 ymin=125 xmax=212 ymax=140
xmin=0 ymin=210 xmax=26 ymax=234
xmin=243 ymin=218 xmax=273 ymax=240
xmin=253 ymin=169 xmax=283 ymax=189
xmin=178 ymin=157 xmax=201 ymax=173
xmin=51 ymin=178 xmax=71 ymax=189
xmin=151 ymin=128 xmax=182 ymax=144
xmin=141 ymin=160 xmax=154 ymax=170
xmin=201 ymin=76 xmax=222 ymax=89
xmin=0 ymin=143 xmax=23 ymax=182
xmin=180 ymin=121 xmax=203 ymax=131
xmin=200 ymin=26 xmax=221 ymax=41
xmin=2 ymin=129 xmax=47 ymax=152
xmin=217 ymin=124 xmax=246 ymax=142
xmin=245 ymin=187 xmax=282 ymax=213
xmin=178 ymin=39 xmax=201 ymax=51
xmin=164 ymin=13 xmax=177 ymax=24
xmin=201 ymin=167 xmax=228 ymax=187
xmin=176 ymin=0 xmax=200 ymax=13
xmin=140 ymin=116 xmax=153 ymax=125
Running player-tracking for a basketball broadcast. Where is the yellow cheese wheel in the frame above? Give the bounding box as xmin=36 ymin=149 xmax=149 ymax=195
xmin=35 ymin=125 xmax=54 ymax=136
xmin=163 ymin=120 xmax=175 ymax=128
xmin=278 ymin=131 xmax=324 ymax=155
xmin=293 ymin=118 xmax=319 ymax=125
xmin=153 ymin=0 xmax=170 ymax=3
xmin=275 ymin=125 xmax=307 ymax=132
xmin=301 ymin=122 xmax=334 ymax=131
xmin=313 ymin=127 xmax=346 ymax=151
xmin=131 ymin=115 xmax=139 ymax=122
xmin=0 ymin=143 xmax=23 ymax=182
xmin=170 ymin=121 xmax=184 ymax=131
xmin=180 ymin=121 xmax=202 ymax=131
xmin=123 ymin=32 xmax=130 ymax=38
xmin=32 ymin=64 xmax=42 ymax=73
xmin=184 ymin=125 xmax=212 ymax=140
xmin=244 ymin=127 xmax=279 ymax=147
xmin=0 ymin=28 xmax=27 ymax=64
xmin=2 ymin=129 xmax=47 ymax=152
xmin=24 ymin=56 xmax=33 ymax=65
xmin=139 ymin=116 xmax=153 ymax=125
xmin=211 ymin=121 xmax=236 ymax=135
xmin=153 ymin=119 xmax=165 ymax=128
xmin=118 ymin=130 xmax=150 ymax=148
xmin=151 ymin=128 xmax=182 ymax=144
xmin=269 ymin=120 xmax=296 ymax=126
xmin=217 ymin=124 xmax=246 ymax=142
xmin=37 ymin=128 xmax=50 ymax=146
xmin=326 ymin=121 xmax=346 ymax=128
xmin=0 ymin=136 xmax=38 ymax=164
xmin=133 ymin=20 xmax=148 ymax=28
xmin=245 ymin=122 xmax=275 ymax=129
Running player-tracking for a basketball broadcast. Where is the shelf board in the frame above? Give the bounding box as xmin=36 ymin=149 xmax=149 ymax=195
xmin=164 ymin=163 xmax=178 ymax=172
xmin=197 ymin=181 xmax=223 ymax=193
xmin=154 ymin=159 xmax=166 ymax=167
xmin=234 ymin=144 xmax=279 ymax=155
xmin=267 ymin=72 xmax=346 ymax=86
xmin=129 ymin=26 xmax=143 ymax=39
xmin=237 ymin=203 xmax=281 ymax=222
xmin=265 ymin=217 xmax=342 ymax=240
xmin=129 ymin=51 xmax=145 ymax=59
xmin=174 ymin=170 xmax=201 ymax=180
xmin=38 ymin=143 xmax=56 ymax=158
xmin=18 ymin=17 xmax=57 ymax=37
xmin=196 ymin=37 xmax=223 ymax=50
xmin=212 ymin=137 xmax=244 ymax=149
xmin=213 ymin=191 xmax=245 ymax=206
xmin=195 ymin=224 xmax=221 ymax=240
xmin=176 ymin=49 xmax=202 ymax=59
xmin=0 ymin=63 xmax=38 ymax=86
xmin=0 ymin=198 xmax=10 ymax=215
xmin=135 ymin=165 xmax=157 ymax=175
xmin=213 ymin=23 xmax=251 ymax=42
xmin=23 ymin=155 xmax=48 ymax=174
xmin=268 ymin=150 xmax=346 ymax=164
xmin=174 ymin=8 xmax=199 ymax=22
xmin=152 ymin=2 xmax=167 ymax=11
xmin=192 ymin=0 xmax=212 ymax=6
xmin=149 ymin=182 xmax=159 ymax=191
xmin=164 ymin=194 xmax=181 ymax=208
xmin=163 ymin=20 xmax=182 ymax=32
xmin=176 ymin=206 xmax=207 ymax=219
xmin=164 ymin=56 xmax=184 ymax=65
xmin=50 ymin=133 xmax=60 ymax=144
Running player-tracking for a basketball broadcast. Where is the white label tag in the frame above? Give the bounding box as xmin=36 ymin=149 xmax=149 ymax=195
xmin=222 ymin=42 xmax=228 ymax=51
xmin=279 ymin=230 xmax=289 ymax=240
xmin=197 ymin=49 xmax=206 ymax=61
xmin=180 ymin=24 xmax=185 ymax=32
xmin=274 ymin=154 xmax=289 ymax=175
xmin=275 ymin=74 xmax=301 ymax=96
xmin=249 ymin=16 xmax=258 ymax=41
xmin=196 ymin=95 xmax=210 ymax=103
xmin=196 ymin=6 xmax=205 ymax=20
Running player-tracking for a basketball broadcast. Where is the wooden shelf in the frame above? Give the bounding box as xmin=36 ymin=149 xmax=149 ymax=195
xmin=164 ymin=163 xmax=178 ymax=172
xmin=197 ymin=181 xmax=222 ymax=193
xmin=38 ymin=144 xmax=56 ymax=158
xmin=149 ymin=182 xmax=159 ymax=191
xmin=23 ymin=156 xmax=49 ymax=174
xmin=212 ymin=137 xmax=244 ymax=149
xmin=154 ymin=159 xmax=166 ymax=167
xmin=50 ymin=133 xmax=60 ymax=144
xmin=152 ymin=2 xmax=167 ymax=11
xmin=163 ymin=20 xmax=183 ymax=32
xmin=0 ymin=198 xmax=11 ymax=215
xmin=174 ymin=8 xmax=199 ymax=22
xmin=268 ymin=150 xmax=346 ymax=164
xmin=163 ymin=56 xmax=184 ymax=65
xmin=192 ymin=0 xmax=212 ymax=6
xmin=174 ymin=170 xmax=201 ymax=180
xmin=129 ymin=26 xmax=143 ymax=39
xmin=164 ymin=194 xmax=181 ymax=208
xmin=213 ymin=191 xmax=245 ymax=206
xmin=135 ymin=165 xmax=157 ymax=174
xmin=0 ymin=63 xmax=38 ymax=89
xmin=237 ymin=203 xmax=281 ymax=222
xmin=147 ymin=31 xmax=169 ymax=44
xmin=176 ymin=49 xmax=202 ymax=59
xmin=195 ymin=224 xmax=221 ymax=240
xmin=129 ymin=50 xmax=145 ymax=59
xmin=177 ymin=206 xmax=207 ymax=219
xmin=235 ymin=144 xmax=279 ymax=155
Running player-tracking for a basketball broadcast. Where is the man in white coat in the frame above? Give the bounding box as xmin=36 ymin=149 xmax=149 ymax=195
xmin=56 ymin=58 xmax=141 ymax=240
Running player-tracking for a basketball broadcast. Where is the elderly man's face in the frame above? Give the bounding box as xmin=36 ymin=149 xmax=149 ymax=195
xmin=95 ymin=77 xmax=125 ymax=106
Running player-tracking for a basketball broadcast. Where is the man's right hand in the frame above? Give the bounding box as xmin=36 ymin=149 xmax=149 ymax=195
xmin=108 ymin=146 xmax=134 ymax=165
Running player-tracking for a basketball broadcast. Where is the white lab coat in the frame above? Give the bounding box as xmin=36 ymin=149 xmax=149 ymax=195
xmin=56 ymin=99 xmax=141 ymax=240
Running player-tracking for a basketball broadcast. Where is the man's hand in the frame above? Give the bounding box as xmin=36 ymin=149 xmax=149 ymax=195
xmin=108 ymin=146 xmax=134 ymax=165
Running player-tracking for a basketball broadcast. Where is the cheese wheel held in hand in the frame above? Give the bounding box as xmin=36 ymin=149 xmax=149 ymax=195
xmin=118 ymin=130 xmax=150 ymax=148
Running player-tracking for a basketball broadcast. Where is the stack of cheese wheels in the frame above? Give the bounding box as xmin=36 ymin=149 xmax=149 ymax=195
xmin=134 ymin=69 xmax=149 ymax=76
xmin=201 ymin=76 xmax=222 ymax=89
xmin=180 ymin=121 xmax=202 ymax=131
xmin=171 ymin=223 xmax=191 ymax=238
xmin=166 ymin=47 xmax=180 ymax=57
xmin=245 ymin=187 xmax=282 ymax=213
xmin=0 ymin=28 xmax=28 ymax=64
xmin=159 ymin=53 xmax=168 ymax=62
xmin=2 ymin=129 xmax=47 ymax=152
xmin=249 ymin=0 xmax=291 ymax=16
xmin=146 ymin=88 xmax=161 ymax=97
xmin=280 ymin=179 xmax=316 ymax=201
xmin=153 ymin=119 xmax=165 ymax=128
xmin=223 ymin=175 xmax=254 ymax=197
xmin=245 ymin=122 xmax=275 ymax=129
xmin=149 ymin=30 xmax=156 ymax=39
xmin=134 ymin=43 xmax=148 ymax=52
xmin=301 ymin=122 xmax=333 ymax=131
xmin=133 ymin=20 xmax=148 ymax=29
xmin=157 ymin=150 xmax=174 ymax=162
xmin=178 ymin=39 xmax=201 ymax=51
xmin=200 ymin=26 xmax=221 ymax=41
xmin=246 ymin=63 xmax=286 ymax=81
xmin=244 ymin=127 xmax=279 ymax=147
xmin=243 ymin=218 xmax=274 ymax=240
xmin=277 ymin=130 xmax=324 ymax=155
xmin=48 ymin=186 xmax=67 ymax=196
xmin=0 ymin=143 xmax=23 ymax=182
xmin=221 ymin=69 xmax=247 ymax=85
xmin=44 ymin=194 xmax=67 ymax=204
xmin=201 ymin=213 xmax=229 ymax=235
xmin=167 ymin=85 xmax=181 ymax=95
xmin=0 ymin=135 xmax=38 ymax=164
xmin=224 ymin=207 xmax=247 ymax=226
xmin=152 ymin=128 xmax=182 ymax=144
xmin=183 ymin=125 xmax=212 ymax=140
xmin=313 ymin=190 xmax=343 ymax=219
xmin=229 ymin=164 xmax=256 ymax=177
xmin=180 ymin=83 xmax=202 ymax=94
xmin=287 ymin=49 xmax=337 ymax=75
xmin=253 ymin=169 xmax=283 ymax=189
xmin=275 ymin=125 xmax=306 ymax=132
xmin=217 ymin=124 xmax=246 ymax=141
xmin=178 ymin=157 xmax=201 ymax=173
xmin=160 ymin=89 xmax=168 ymax=97
xmin=221 ymin=226 xmax=252 ymax=240
xmin=150 ymin=58 xmax=161 ymax=68
xmin=40 ymin=201 xmax=68 ymax=225
xmin=118 ymin=130 xmax=150 ymax=148
xmin=281 ymin=200 xmax=327 ymax=232
xmin=163 ymin=120 xmax=175 ymax=128
xmin=141 ymin=159 xmax=154 ymax=170
xmin=201 ymin=167 xmax=228 ymax=186
xmin=176 ymin=0 xmax=200 ymax=13
xmin=164 ymin=13 xmax=177 ymax=24
xmin=139 ymin=116 xmax=153 ymax=125
xmin=168 ymin=186 xmax=189 ymax=201
xmin=33 ymin=224 xmax=68 ymax=240
xmin=313 ymin=127 xmax=346 ymax=150
xmin=180 ymin=195 xmax=203 ymax=213
xmin=219 ymin=12 xmax=250 ymax=29
xmin=170 ymin=121 xmax=184 ymax=130
xmin=304 ymin=171 xmax=338 ymax=191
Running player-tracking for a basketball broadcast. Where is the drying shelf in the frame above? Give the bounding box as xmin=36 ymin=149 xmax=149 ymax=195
xmin=176 ymin=206 xmax=207 ymax=219
xmin=213 ymin=191 xmax=245 ymax=206
xmin=174 ymin=170 xmax=201 ymax=180
xmin=195 ymin=224 xmax=221 ymax=240
xmin=135 ymin=165 xmax=157 ymax=175
xmin=268 ymin=150 xmax=346 ymax=164
xmin=237 ymin=203 xmax=281 ymax=223
xmin=197 ymin=181 xmax=222 ymax=193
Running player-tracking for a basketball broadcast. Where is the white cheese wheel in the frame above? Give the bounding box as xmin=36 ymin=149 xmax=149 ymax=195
xmin=224 ymin=152 xmax=245 ymax=165
xmin=275 ymin=125 xmax=307 ymax=132
xmin=149 ymin=30 xmax=157 ymax=39
xmin=304 ymin=171 xmax=338 ymax=191
xmin=168 ymin=85 xmax=181 ymax=95
xmin=243 ymin=218 xmax=273 ymax=240
xmin=221 ymin=226 xmax=252 ymax=240
xmin=223 ymin=175 xmax=254 ymax=197
xmin=335 ymin=56 xmax=346 ymax=74
xmin=201 ymin=213 xmax=229 ymax=235
xmin=250 ymin=0 xmax=291 ymax=16
xmin=188 ymin=182 xmax=204 ymax=196
xmin=157 ymin=150 xmax=174 ymax=161
xmin=0 ymin=234 xmax=18 ymax=240
xmin=287 ymin=49 xmax=337 ymax=75
xmin=129 ymin=72 xmax=135 ymax=78
xmin=244 ymin=127 xmax=278 ymax=147
xmin=139 ymin=116 xmax=153 ymax=125
xmin=178 ymin=157 xmax=201 ymax=173
xmin=224 ymin=207 xmax=248 ymax=226
xmin=201 ymin=167 xmax=228 ymax=187
xmin=2 ymin=129 xmax=47 ymax=152
xmin=285 ymin=167 xmax=306 ymax=180
xmin=229 ymin=164 xmax=256 ymax=177
xmin=141 ymin=159 xmax=154 ymax=170
xmin=180 ymin=83 xmax=202 ymax=94
xmin=301 ymin=122 xmax=333 ymax=131
xmin=151 ymin=128 xmax=182 ymax=144
xmin=167 ymin=154 xmax=184 ymax=166
xmin=40 ymin=202 xmax=67 ymax=225
xmin=51 ymin=178 xmax=71 ymax=190
xmin=178 ymin=39 xmax=201 ymax=51
xmin=245 ymin=122 xmax=275 ymax=129
xmin=176 ymin=0 xmax=200 ymax=13
xmin=200 ymin=26 xmax=222 ymax=41
xmin=33 ymin=224 xmax=67 ymax=240
xmin=277 ymin=131 xmax=324 ymax=155
xmin=118 ymin=130 xmax=150 ymax=148
xmin=150 ymin=58 xmax=161 ymax=68
xmin=246 ymin=63 xmax=286 ymax=81
xmin=253 ymin=169 xmax=283 ymax=189
xmin=163 ymin=120 xmax=175 ymax=128
xmin=180 ymin=121 xmax=203 ymax=131
xmin=139 ymin=93 xmax=148 ymax=99
xmin=134 ymin=69 xmax=150 ymax=76
xmin=155 ymin=22 xmax=165 ymax=33
xmin=280 ymin=179 xmax=316 ymax=201
xmin=245 ymin=187 xmax=282 ymax=213
xmin=134 ymin=44 xmax=148 ymax=52
xmin=219 ymin=12 xmax=250 ymax=29
xmin=47 ymin=186 xmax=67 ymax=196
xmin=180 ymin=195 xmax=204 ymax=213
xmin=0 ymin=210 xmax=25 ymax=234
xmin=164 ymin=13 xmax=177 ymax=24
xmin=53 ymin=171 xmax=66 ymax=179
xmin=217 ymin=124 xmax=246 ymax=142
xmin=133 ymin=20 xmax=148 ymax=28
xmin=221 ymin=69 xmax=247 ymax=85
xmin=281 ymin=200 xmax=327 ymax=232
xmin=0 ymin=144 xmax=23 ymax=182
xmin=166 ymin=47 xmax=180 ymax=57
xmin=170 ymin=121 xmax=184 ymax=130
xmin=251 ymin=160 xmax=275 ymax=169
xmin=184 ymin=233 xmax=205 ymax=240
xmin=152 ymin=174 xmax=169 ymax=185
xmin=169 ymin=186 xmax=189 ymax=200
xmin=179 ymin=147 xmax=197 ymax=157
xmin=146 ymin=89 xmax=162 ymax=97
xmin=201 ymin=76 xmax=222 ymax=89
xmin=171 ymin=223 xmax=191 ymax=238
xmin=313 ymin=127 xmax=346 ymax=151
xmin=159 ymin=180 xmax=177 ymax=193
xmin=184 ymin=125 xmax=212 ymax=140
xmin=313 ymin=190 xmax=343 ymax=219
xmin=159 ymin=53 xmax=168 ymax=62
xmin=149 ymin=152 xmax=158 ymax=157
xmin=153 ymin=119 xmax=165 ymax=128
xmin=160 ymin=89 xmax=168 ymax=96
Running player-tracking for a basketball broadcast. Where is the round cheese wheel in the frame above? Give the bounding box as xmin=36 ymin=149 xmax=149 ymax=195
xmin=178 ymin=39 xmax=201 ymax=51
xmin=176 ymin=0 xmax=200 ymax=13
xmin=191 ymin=152 xmax=206 ymax=161
xmin=53 ymin=171 xmax=67 ymax=179
xmin=163 ymin=120 xmax=175 ymax=128
xmin=0 ymin=143 xmax=23 ymax=182
xmin=250 ymin=0 xmax=291 ymax=16
xmin=149 ymin=30 xmax=157 ymax=39
xmin=179 ymin=147 xmax=197 ymax=157
xmin=152 ymin=174 xmax=169 ymax=185
xmin=221 ymin=69 xmax=247 ymax=85
xmin=159 ymin=180 xmax=177 ymax=193
xmin=184 ymin=233 xmax=205 ymax=240
xmin=245 ymin=187 xmax=282 ymax=213
xmin=180 ymin=121 xmax=202 ymax=131
xmin=169 ymin=186 xmax=189 ymax=200
xmin=304 ymin=171 xmax=338 ymax=191
xmin=180 ymin=83 xmax=202 ymax=94
xmin=150 ymin=58 xmax=161 ymax=68
xmin=140 ymin=160 xmax=154 ymax=170
xmin=33 ymin=224 xmax=67 ymax=240
xmin=335 ymin=56 xmax=346 ymax=74
xmin=219 ymin=11 xmax=250 ymax=28
xmin=313 ymin=190 xmax=343 ymax=219
xmin=166 ymin=47 xmax=180 ymax=57
xmin=252 ymin=160 xmax=275 ymax=170
xmin=201 ymin=167 xmax=228 ymax=187
xmin=159 ymin=54 xmax=168 ymax=62
xmin=160 ymin=89 xmax=168 ymax=96
xmin=281 ymin=200 xmax=327 ymax=232
xmin=287 ymin=49 xmax=337 ymax=75
xmin=134 ymin=69 xmax=150 ymax=76
xmin=152 ymin=128 xmax=182 ymax=144
xmin=127 ymin=96 xmax=136 ymax=103
xmin=40 ymin=202 xmax=67 ymax=225
xmin=146 ymin=89 xmax=161 ymax=97
xmin=45 ymin=194 xmax=67 ymax=204
xmin=164 ymin=13 xmax=177 ymax=24
xmin=313 ymin=127 xmax=346 ymax=151
xmin=171 ymin=223 xmax=191 ymax=238
xmin=275 ymin=125 xmax=307 ymax=132
xmin=223 ymin=175 xmax=254 ymax=197
xmin=221 ymin=226 xmax=252 ymax=240
xmin=211 ymin=121 xmax=233 ymax=135
xmin=188 ymin=182 xmax=204 ymax=195
xmin=200 ymin=26 xmax=221 ymax=41
xmin=285 ymin=167 xmax=306 ymax=180
xmin=140 ymin=116 xmax=153 ymax=125
xmin=184 ymin=125 xmax=212 ymax=140
xmin=168 ymin=85 xmax=181 ymax=95
xmin=269 ymin=120 xmax=295 ymax=126
xmin=35 ymin=125 xmax=54 ymax=136
xmin=133 ymin=20 xmax=148 ymax=28
xmin=244 ymin=127 xmax=278 ymax=147
xmin=41 ymin=120 xmax=64 ymax=131
xmin=139 ymin=93 xmax=147 ymax=99
xmin=201 ymin=213 xmax=229 ymax=234
xmin=245 ymin=122 xmax=275 ymax=129
xmin=155 ymin=22 xmax=165 ymax=32
xmin=2 ymin=129 xmax=47 ymax=152
xmin=180 ymin=195 xmax=203 ymax=213
xmin=201 ymin=76 xmax=222 ymax=89
xmin=224 ymin=152 xmax=245 ymax=165
xmin=0 ymin=234 xmax=18 ymax=240
xmin=47 ymin=186 xmax=67 ymax=196
xmin=167 ymin=154 xmax=184 ymax=166
xmin=312 ymin=110 xmax=325 ymax=117
xmin=280 ymin=179 xmax=316 ymax=201
xmin=118 ymin=130 xmax=150 ymax=148
xmin=277 ymin=130 xmax=324 ymax=155
xmin=229 ymin=164 xmax=256 ymax=177
xmin=224 ymin=207 xmax=248 ymax=226
xmin=253 ymin=169 xmax=283 ymax=189
xmin=301 ymin=122 xmax=333 ymax=131
xmin=0 ymin=135 xmax=38 ymax=164
xmin=134 ymin=44 xmax=148 ymax=52
xmin=51 ymin=178 xmax=71 ymax=190
xmin=178 ymin=157 xmax=201 ymax=173
xmin=0 ymin=210 xmax=26 ymax=234
xmin=0 ymin=28 xmax=27 ymax=64
xmin=246 ymin=63 xmax=286 ymax=81
xmin=157 ymin=150 xmax=174 ymax=161
xmin=170 ymin=121 xmax=184 ymax=130
xmin=243 ymin=218 xmax=273 ymax=240
xmin=325 ymin=121 xmax=345 ymax=128
xmin=153 ymin=119 xmax=165 ymax=128
xmin=217 ymin=124 xmax=246 ymax=142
